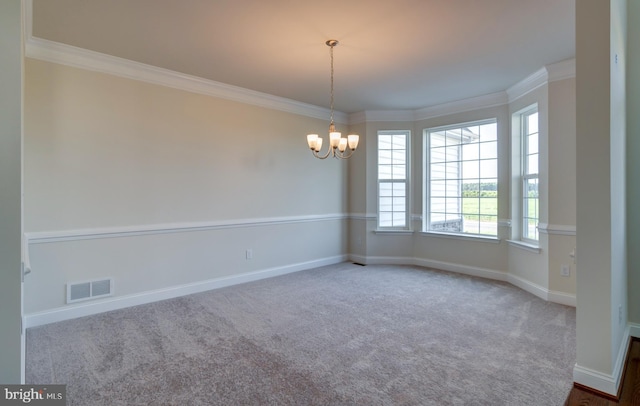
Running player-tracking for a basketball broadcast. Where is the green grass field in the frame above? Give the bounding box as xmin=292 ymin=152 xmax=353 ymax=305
xmin=461 ymin=194 xmax=537 ymax=225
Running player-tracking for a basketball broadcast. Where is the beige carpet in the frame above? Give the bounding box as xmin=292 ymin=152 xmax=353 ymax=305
xmin=26 ymin=263 xmax=576 ymax=405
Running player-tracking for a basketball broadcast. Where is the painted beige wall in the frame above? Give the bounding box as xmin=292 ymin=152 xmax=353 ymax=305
xmin=548 ymin=78 xmax=577 ymax=226
xmin=0 ymin=0 xmax=23 ymax=383
xmin=24 ymin=58 xmax=349 ymax=314
xmin=25 ymin=59 xmax=346 ymax=231
xmin=547 ymin=78 xmax=577 ymax=295
xmin=575 ymin=0 xmax=623 ymax=382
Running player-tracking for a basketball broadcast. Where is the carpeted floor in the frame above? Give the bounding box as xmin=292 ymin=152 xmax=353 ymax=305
xmin=26 ymin=263 xmax=576 ymax=405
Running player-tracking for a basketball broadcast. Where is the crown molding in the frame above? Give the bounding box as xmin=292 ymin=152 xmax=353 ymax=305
xmin=349 ymin=110 xmax=416 ymax=124
xmin=506 ymin=67 xmax=549 ymax=103
xmin=24 ymin=36 xmax=349 ymax=125
xmin=414 ymin=92 xmax=508 ymax=121
xmin=547 ymin=58 xmax=576 ymax=82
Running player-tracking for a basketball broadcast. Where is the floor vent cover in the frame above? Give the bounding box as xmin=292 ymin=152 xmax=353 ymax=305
xmin=67 ymin=278 xmax=113 ymax=304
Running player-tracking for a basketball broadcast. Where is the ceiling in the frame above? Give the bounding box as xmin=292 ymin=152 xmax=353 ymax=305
xmin=31 ymin=0 xmax=575 ymax=114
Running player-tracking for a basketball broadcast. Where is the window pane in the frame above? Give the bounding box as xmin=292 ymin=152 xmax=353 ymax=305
xmin=392 ymin=165 xmax=406 ymax=180
xmin=446 ymin=145 xmax=460 ymax=161
xmin=479 ymin=141 xmax=497 ymax=159
xmin=528 ymin=112 xmax=539 ymax=134
xmin=393 ymin=134 xmax=406 ymax=149
xmin=479 ymin=159 xmax=497 ymax=179
xmin=378 ymin=150 xmax=392 ymax=165
xmin=378 ymin=131 xmax=408 ymax=228
xmin=523 ymin=176 xmax=539 ymax=240
xmin=479 ymin=197 xmax=497 ymax=215
xmin=379 ymin=197 xmax=392 ymax=210
xmin=462 ymin=142 xmax=479 ymax=160
xmin=392 ymin=213 xmax=406 ymax=227
xmin=431 ymin=133 xmax=446 ymax=147
xmin=392 ymin=150 xmax=406 ymax=165
xmin=445 ymin=162 xmax=459 ymax=177
xmin=379 ymin=182 xmax=392 ymax=196
xmin=379 ymin=165 xmax=391 ymax=180
xmin=427 ymin=119 xmax=498 ymax=237
xmin=393 ymin=197 xmax=405 ymax=211
xmin=431 ymin=163 xmax=446 ymax=180
xmin=379 ymin=212 xmax=392 ymax=227
xmin=527 ymin=155 xmax=538 ymax=175
xmin=462 ymin=160 xmax=478 ymax=177
xmin=431 ymin=180 xmax=446 ymax=197
xmin=431 ymin=146 xmax=446 ymax=163
xmin=528 ymin=133 xmax=538 ymax=155
xmin=393 ymin=183 xmax=406 ymax=196
xmin=379 ymin=135 xmax=391 ymax=149
xmin=446 ymin=128 xmax=462 ymax=142
xmin=480 ymin=122 xmax=498 ymax=141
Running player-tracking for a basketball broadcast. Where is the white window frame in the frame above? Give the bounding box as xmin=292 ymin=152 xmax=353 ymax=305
xmin=423 ymin=119 xmax=499 ymax=238
xmin=377 ymin=130 xmax=410 ymax=230
xmin=520 ymin=106 xmax=539 ymax=243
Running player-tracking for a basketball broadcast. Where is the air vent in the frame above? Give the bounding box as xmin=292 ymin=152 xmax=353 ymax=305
xmin=66 ymin=278 xmax=113 ymax=304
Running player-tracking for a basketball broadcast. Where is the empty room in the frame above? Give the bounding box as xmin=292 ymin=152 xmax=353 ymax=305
xmin=1 ymin=0 xmax=640 ymax=405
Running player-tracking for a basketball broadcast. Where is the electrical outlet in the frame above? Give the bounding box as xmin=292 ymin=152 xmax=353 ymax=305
xmin=246 ymin=249 xmax=253 ymax=260
xmin=560 ymin=264 xmax=570 ymax=277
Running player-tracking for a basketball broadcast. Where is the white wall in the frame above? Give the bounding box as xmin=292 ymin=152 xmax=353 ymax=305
xmin=24 ymin=58 xmax=349 ymax=320
xmin=0 ymin=0 xmax=24 ymax=384
xmin=574 ymin=0 xmax=629 ymax=395
xmin=576 ymin=0 xmax=612 ymax=377
xmin=628 ymin=0 xmax=640 ymax=327
xmin=609 ymin=0 xmax=628 ymax=375
xmin=547 ymin=77 xmax=577 ymax=296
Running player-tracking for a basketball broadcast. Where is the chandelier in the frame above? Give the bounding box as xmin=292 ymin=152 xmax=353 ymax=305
xmin=306 ymin=40 xmax=359 ymax=159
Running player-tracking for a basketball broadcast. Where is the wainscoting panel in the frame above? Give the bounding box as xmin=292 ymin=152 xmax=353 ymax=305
xmin=24 ymin=215 xmax=347 ymax=326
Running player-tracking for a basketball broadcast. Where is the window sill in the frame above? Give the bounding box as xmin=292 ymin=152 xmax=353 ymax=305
xmin=374 ymin=229 xmax=414 ymax=235
xmin=418 ymin=231 xmax=500 ymax=244
xmin=507 ymin=239 xmax=541 ymax=253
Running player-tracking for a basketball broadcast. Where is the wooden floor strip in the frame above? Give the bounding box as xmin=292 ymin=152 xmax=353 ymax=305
xmin=565 ymin=337 xmax=640 ymax=406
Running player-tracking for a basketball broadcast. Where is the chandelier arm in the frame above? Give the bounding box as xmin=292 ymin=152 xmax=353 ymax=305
xmin=336 ymin=148 xmax=356 ymax=159
xmin=313 ymin=146 xmax=333 ymax=159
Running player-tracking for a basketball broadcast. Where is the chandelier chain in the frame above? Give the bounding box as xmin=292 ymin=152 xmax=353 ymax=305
xmin=329 ymin=43 xmax=335 ymax=126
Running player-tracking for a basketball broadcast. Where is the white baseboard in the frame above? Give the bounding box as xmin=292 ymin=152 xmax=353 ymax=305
xmin=573 ymin=365 xmax=621 ymax=397
xmin=413 ymin=257 xmax=508 ymax=282
xmin=25 ymin=255 xmax=346 ymax=328
xmin=26 ymin=252 xmax=578 ymax=327
xmin=348 ymin=254 xmax=368 ymax=264
xmin=507 ymin=274 xmax=576 ymax=307
xmin=349 ymin=254 xmax=575 ymax=307
xmin=547 ymin=289 xmax=577 ymax=307
xmin=507 ymin=274 xmax=548 ymax=301
xmin=573 ymin=323 xmax=631 ymax=397
xmin=357 ymin=255 xmax=415 ymax=266
xmin=630 ymin=323 xmax=640 ymax=338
